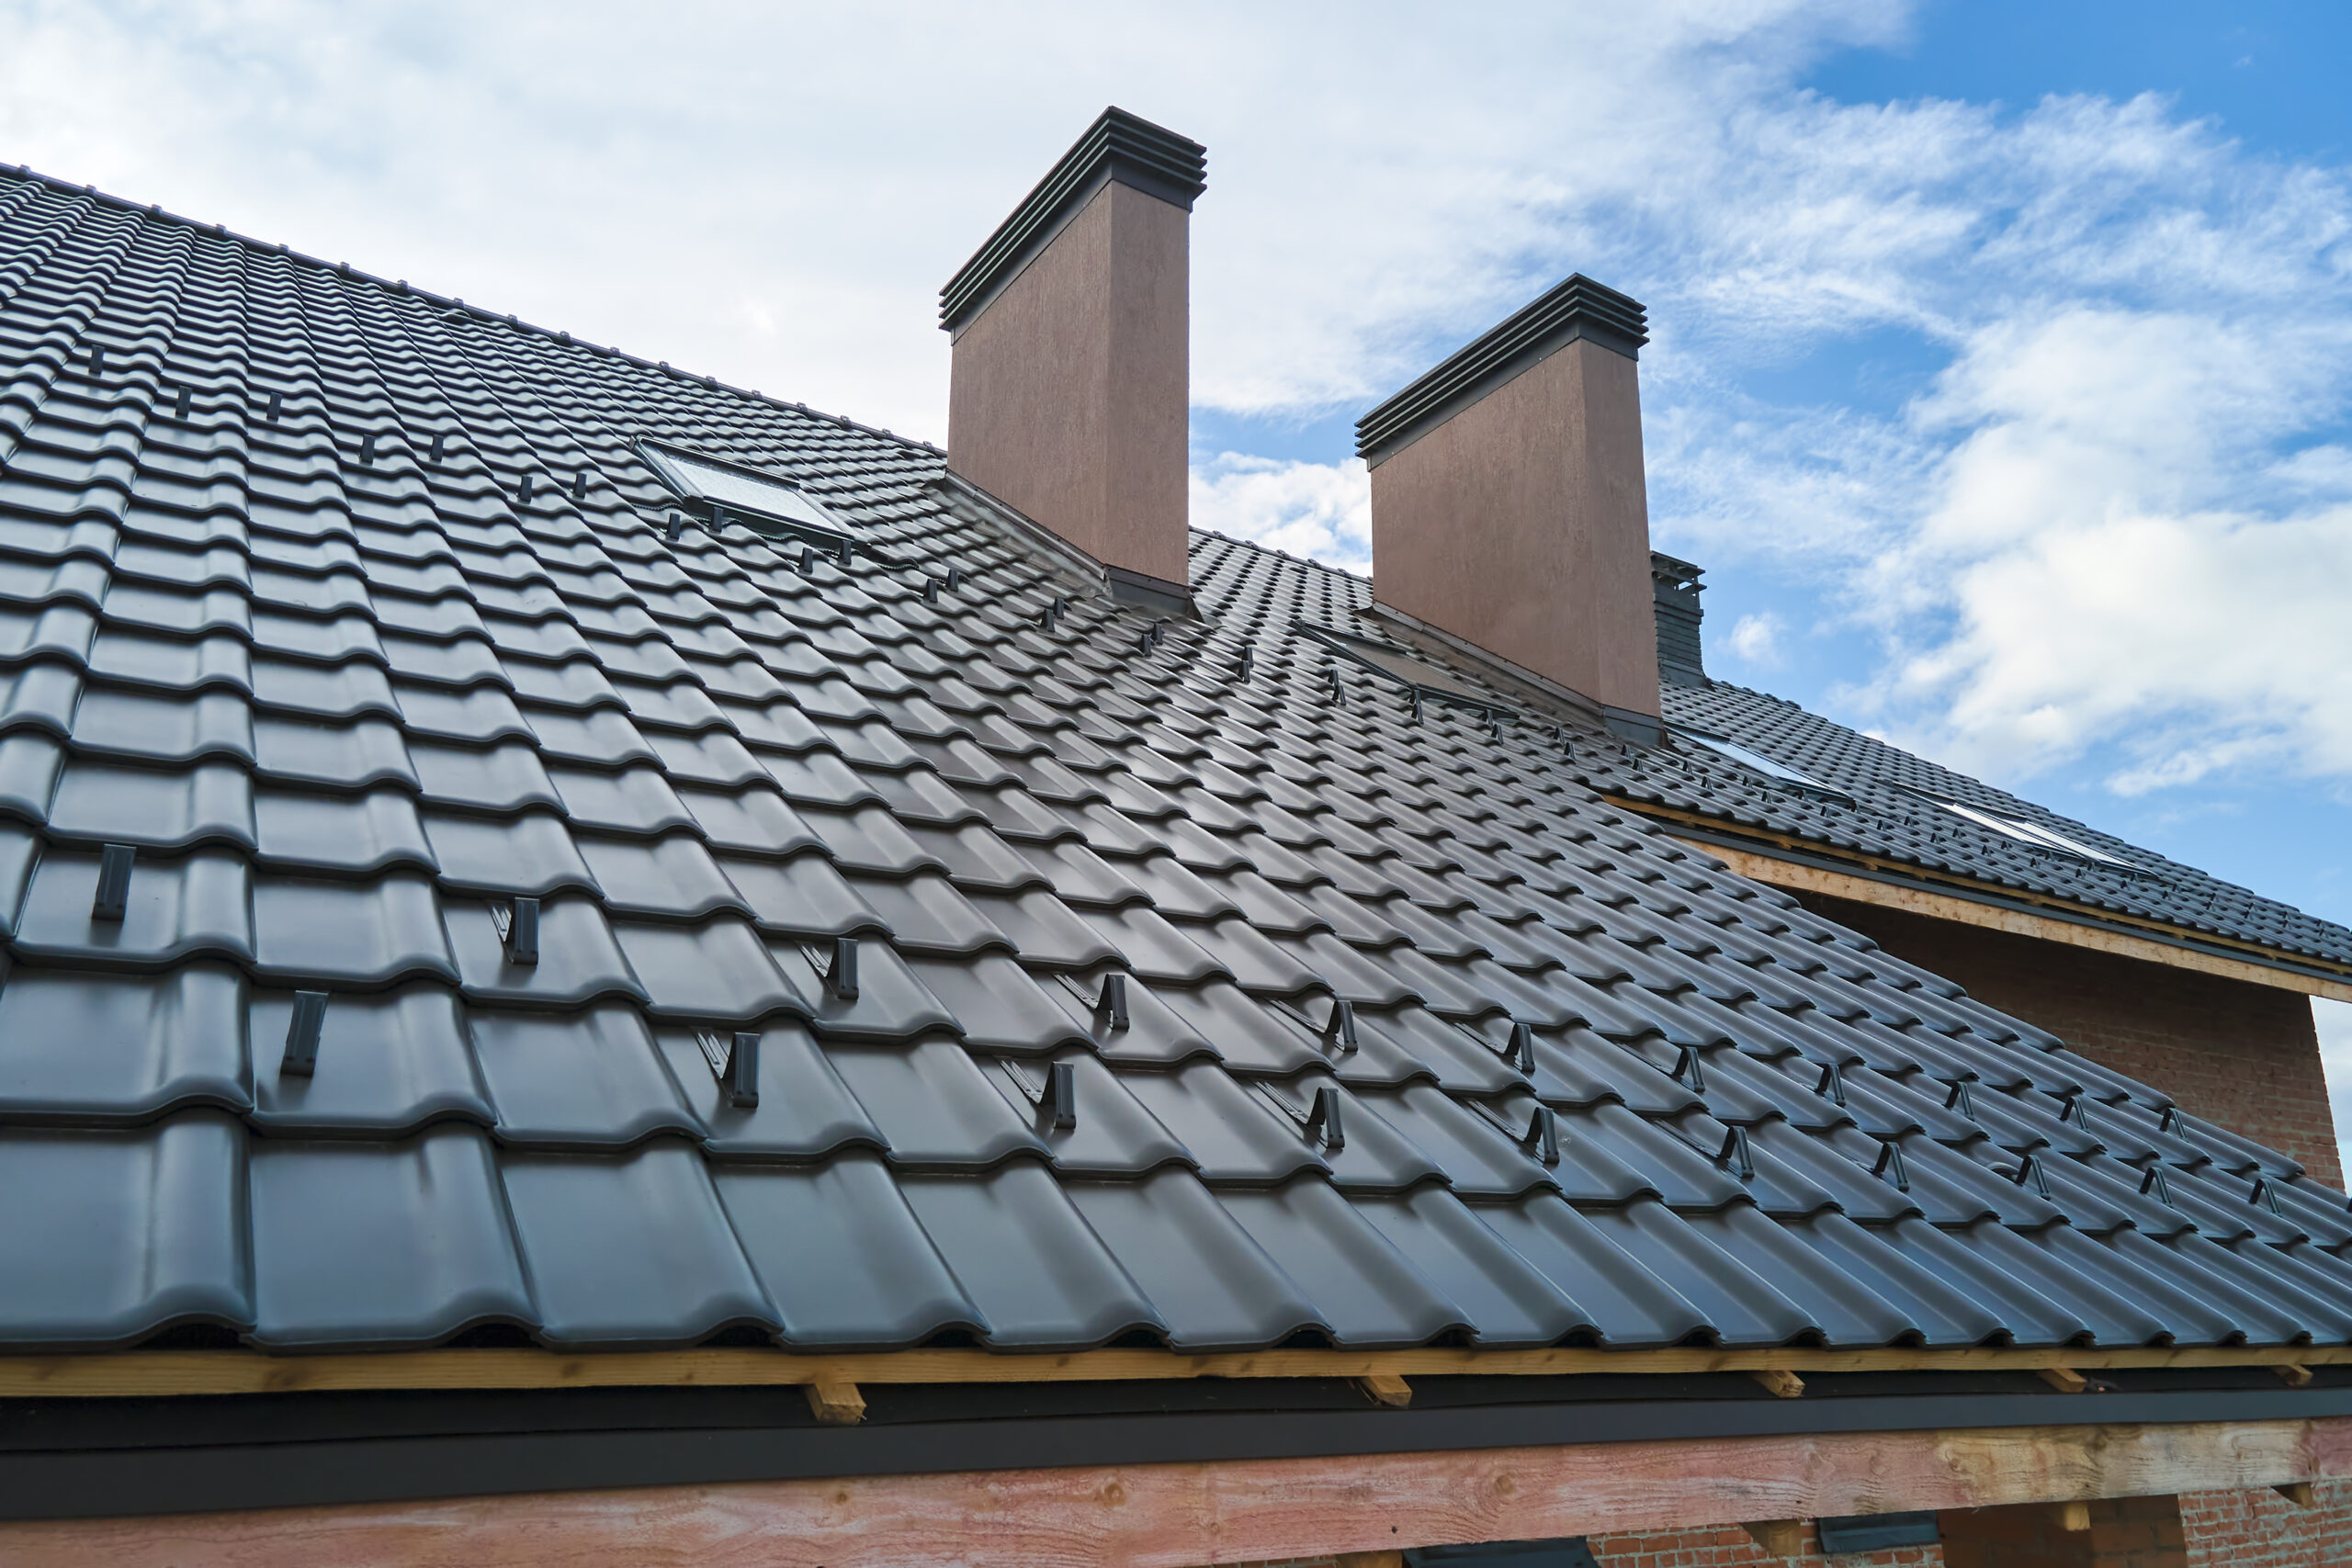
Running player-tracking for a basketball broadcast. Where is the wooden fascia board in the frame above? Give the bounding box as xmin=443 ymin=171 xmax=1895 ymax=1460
xmin=1610 ymin=802 xmax=2352 ymax=1004
xmin=6 ymin=1416 xmax=2349 ymax=1568
xmin=12 ymin=1342 xmax=2352 ymax=1399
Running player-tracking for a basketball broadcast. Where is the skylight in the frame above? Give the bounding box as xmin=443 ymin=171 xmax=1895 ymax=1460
xmin=1674 ymin=728 xmax=1850 ymax=801
xmin=1935 ymin=799 xmax=2132 ymax=866
xmin=639 ymin=441 xmax=854 ymax=542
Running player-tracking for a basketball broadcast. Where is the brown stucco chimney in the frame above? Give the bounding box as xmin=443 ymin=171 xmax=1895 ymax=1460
xmin=941 ymin=108 xmax=1205 ymax=612
xmin=1355 ymin=276 xmax=1662 ymax=739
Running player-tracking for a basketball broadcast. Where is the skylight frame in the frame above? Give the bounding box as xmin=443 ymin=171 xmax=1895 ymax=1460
xmin=1932 ymin=797 xmax=2134 ymax=867
xmin=637 ymin=438 xmax=858 ymax=548
xmin=1671 ymin=727 xmax=1852 ymax=803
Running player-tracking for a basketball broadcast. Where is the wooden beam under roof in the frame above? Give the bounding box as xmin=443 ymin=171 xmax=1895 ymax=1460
xmin=5 ymin=1341 xmax=2351 ymax=1399
xmin=4 ymin=1416 xmax=2346 ymax=1568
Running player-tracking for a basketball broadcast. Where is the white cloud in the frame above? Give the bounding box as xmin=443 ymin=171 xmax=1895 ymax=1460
xmin=6 ymin=0 xmax=2350 ymax=815
xmin=1725 ymin=612 xmax=1786 ymax=668
xmin=1190 ymin=455 xmax=1370 ymax=570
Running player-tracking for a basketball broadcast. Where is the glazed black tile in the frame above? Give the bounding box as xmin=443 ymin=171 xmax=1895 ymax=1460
xmin=1216 ymin=1179 xmax=1469 ymax=1348
xmin=410 ymin=740 xmax=560 ymax=812
xmin=498 ymin=1136 xmax=773 ymax=1347
xmin=249 ymin=982 xmax=489 ymax=1134
xmin=248 ymin=1125 xmax=531 ymax=1348
xmin=1118 ymin=1061 xmax=1328 ymax=1184
xmin=419 ymin=810 xmax=594 ymax=897
xmin=13 ymin=845 xmax=253 ymax=967
xmin=0 ymin=963 xmax=246 ymax=1122
xmin=676 ymin=784 xmax=823 ymax=859
xmin=1350 ymin=1187 xmax=1592 ymax=1347
xmin=71 ymin=684 xmax=252 ymax=765
xmin=469 ymin=1002 xmax=700 ymax=1148
xmin=1063 ymin=1169 xmax=1320 ymax=1351
xmin=616 ymin=918 xmax=803 ymax=1021
xmin=251 ymin=874 xmax=454 ymax=986
xmin=575 ymin=833 xmax=747 ymax=920
xmin=895 ymin=1159 xmax=1163 ymax=1348
xmin=254 ymin=787 xmax=434 ymax=874
xmin=446 ymin=896 xmax=644 ymax=1009
xmin=712 ymin=1152 xmax=981 ymax=1347
xmin=850 ymin=872 xmax=1011 ymax=955
xmin=46 ymin=758 xmax=254 ymax=850
xmin=0 ymin=1110 xmax=250 ymax=1346
xmin=548 ymin=764 xmax=695 ymax=835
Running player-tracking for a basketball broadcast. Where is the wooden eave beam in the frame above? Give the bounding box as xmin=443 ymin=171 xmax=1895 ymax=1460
xmin=5 ymin=1416 xmax=2346 ymax=1568
xmin=6 ymin=1341 xmax=2351 ymax=1400
xmin=1624 ymin=808 xmax=2352 ymax=1005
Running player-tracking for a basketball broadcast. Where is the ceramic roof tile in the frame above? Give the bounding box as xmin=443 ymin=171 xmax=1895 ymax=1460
xmin=1 ymin=171 xmax=2345 ymax=1364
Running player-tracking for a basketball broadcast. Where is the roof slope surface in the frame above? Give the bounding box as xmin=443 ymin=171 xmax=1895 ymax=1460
xmin=0 ymin=166 xmax=2347 ymax=1359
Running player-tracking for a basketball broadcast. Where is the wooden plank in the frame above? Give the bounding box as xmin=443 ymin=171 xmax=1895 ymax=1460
xmin=0 ymin=1416 xmax=2342 ymax=1568
xmin=805 ymin=1374 xmax=865 ymax=1426
xmin=7 ymin=1342 xmax=2352 ymax=1400
xmin=2039 ymin=1368 xmax=2090 ymax=1394
xmin=1749 ymin=1370 xmax=1804 ymax=1400
xmin=1741 ymin=1519 xmax=1804 ymax=1554
xmin=1666 ymin=832 xmax=2352 ymax=1005
xmin=2056 ymin=1500 xmax=2092 ymax=1531
xmin=1356 ymin=1374 xmax=1412 ymax=1408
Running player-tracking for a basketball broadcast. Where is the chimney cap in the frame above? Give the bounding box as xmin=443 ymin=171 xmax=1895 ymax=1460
xmin=940 ymin=107 xmax=1207 ymax=332
xmin=1354 ymin=273 xmax=1648 ymax=463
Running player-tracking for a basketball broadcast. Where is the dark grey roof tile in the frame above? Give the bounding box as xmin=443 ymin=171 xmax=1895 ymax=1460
xmin=446 ymin=896 xmax=644 ymax=1008
xmin=1351 ymin=1003 xmax=1526 ymax=1093
xmin=469 ymin=1002 xmax=699 ymax=1148
xmin=0 ymin=730 xmax=65 ymax=821
xmin=0 ymin=963 xmax=246 ymax=1122
xmin=851 ymin=872 xmax=1011 ymax=954
xmin=1577 ymin=1199 xmax=1817 ymax=1345
xmin=576 ymin=833 xmax=747 ymax=920
xmin=1350 ymin=1187 xmax=1591 ymax=1347
xmin=897 ymin=1158 xmax=1163 ymax=1348
xmin=651 ymin=1019 xmax=882 ymax=1159
xmin=46 ymin=760 xmax=254 ymax=851
xmin=1079 ymin=903 xmax=1224 ymax=985
xmin=250 ymin=983 xmax=489 ymax=1134
xmin=677 ymin=784 xmax=822 ymax=858
xmin=72 ymin=685 xmax=251 ymax=765
xmin=1064 ymin=1169 xmax=1319 ymax=1351
xmin=1119 ymin=1061 xmax=1328 ymax=1184
xmin=252 ymin=715 xmax=413 ymax=790
xmin=253 ymin=787 xmax=433 ymax=875
xmin=0 ymin=1110 xmax=250 ymax=1345
xmin=1046 ymin=969 xmax=1215 ymax=1066
xmin=1217 ymin=1179 xmax=1469 ymax=1347
xmin=713 ymin=1152 xmax=980 ymax=1347
xmin=721 ymin=852 xmax=883 ymax=940
xmin=249 ymin=1125 xmax=530 ymax=1348
xmin=646 ymin=727 xmax=764 ymax=786
xmin=798 ymin=804 xmax=943 ymax=876
xmin=617 ymin=919 xmax=802 ymax=1021
xmin=889 ymin=951 xmax=1069 ymax=1052
xmin=410 ymin=740 xmax=560 ymax=812
xmin=548 ymin=763 xmax=695 ymax=835
xmin=1358 ymin=1082 xmax=1557 ymax=1198
xmin=499 ymin=1136 xmax=773 ymax=1347
xmin=252 ymin=874 xmax=454 ymax=986
xmin=13 ymin=845 xmax=252 ymax=966
xmin=421 ymin=810 xmax=594 ymax=897
xmin=1154 ymin=978 xmax=1325 ymax=1074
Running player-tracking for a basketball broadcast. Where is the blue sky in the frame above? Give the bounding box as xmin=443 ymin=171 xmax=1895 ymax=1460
xmin=4 ymin=0 xmax=2348 ymax=1153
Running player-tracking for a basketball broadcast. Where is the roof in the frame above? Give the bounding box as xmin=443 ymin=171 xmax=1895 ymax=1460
xmin=1636 ymin=678 xmax=2352 ymax=977
xmin=2 ymin=164 xmax=2350 ymax=1366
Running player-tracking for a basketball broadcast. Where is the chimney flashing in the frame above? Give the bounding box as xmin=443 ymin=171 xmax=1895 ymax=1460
xmin=1354 ymin=600 xmax=1662 ymax=744
xmin=1652 ymin=551 xmax=1708 ymax=686
xmin=1354 ymin=274 xmax=1648 ymax=465
xmin=940 ymin=107 xmax=1207 ymax=336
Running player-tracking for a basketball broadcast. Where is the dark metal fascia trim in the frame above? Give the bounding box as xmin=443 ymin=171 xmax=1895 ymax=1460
xmin=1658 ymin=817 xmax=2352 ymax=993
xmin=6 ymin=1384 xmax=2348 ymax=1522
xmin=1355 ymin=275 xmax=1649 ymax=463
xmin=939 ymin=107 xmax=1207 ymax=332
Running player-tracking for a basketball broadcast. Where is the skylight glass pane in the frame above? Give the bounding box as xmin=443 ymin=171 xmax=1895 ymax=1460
xmin=1937 ymin=800 xmax=2131 ymax=866
xmin=643 ymin=445 xmax=847 ymax=534
xmin=1675 ymin=729 xmax=1846 ymax=796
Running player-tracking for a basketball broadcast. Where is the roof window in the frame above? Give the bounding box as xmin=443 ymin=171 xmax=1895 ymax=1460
xmin=1674 ymin=728 xmax=1850 ymax=802
xmin=640 ymin=440 xmax=854 ymax=545
xmin=1933 ymin=798 xmax=2132 ymax=866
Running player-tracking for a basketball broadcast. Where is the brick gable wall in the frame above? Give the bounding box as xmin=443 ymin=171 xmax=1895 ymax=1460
xmin=1792 ymin=895 xmax=2340 ymax=1187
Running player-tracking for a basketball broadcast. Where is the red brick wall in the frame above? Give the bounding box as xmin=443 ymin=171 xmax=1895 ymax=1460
xmin=2181 ymin=1480 xmax=2352 ymax=1566
xmin=1795 ymin=895 xmax=2341 ymax=1188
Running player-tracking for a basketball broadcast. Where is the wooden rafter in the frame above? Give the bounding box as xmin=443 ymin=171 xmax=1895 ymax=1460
xmin=4 ymin=1341 xmax=2347 ymax=1400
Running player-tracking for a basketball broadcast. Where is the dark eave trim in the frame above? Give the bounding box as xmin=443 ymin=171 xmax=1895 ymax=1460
xmin=1355 ymin=275 xmax=1649 ymax=464
xmin=939 ymin=107 xmax=1206 ymax=333
xmin=6 ymin=1376 xmax=2348 ymax=1521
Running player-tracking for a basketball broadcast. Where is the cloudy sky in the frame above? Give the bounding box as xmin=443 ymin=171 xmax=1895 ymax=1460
xmin=6 ymin=0 xmax=2348 ymax=1156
